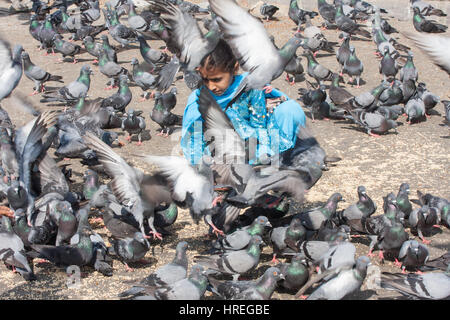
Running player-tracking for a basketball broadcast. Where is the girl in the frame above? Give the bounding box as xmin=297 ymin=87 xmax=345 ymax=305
xmin=181 ymin=39 xmax=306 ymax=166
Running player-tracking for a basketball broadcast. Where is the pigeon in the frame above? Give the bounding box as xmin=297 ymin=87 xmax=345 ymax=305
xmin=149 ymin=0 xmax=220 ymax=73
xmin=128 ymin=264 xmax=209 ymax=300
xmin=329 ymin=73 xmax=354 ymax=109
xmin=260 ymin=2 xmax=279 ymax=21
xmin=153 ymin=202 xmax=178 ymax=235
xmin=48 ymin=200 xmax=77 ymax=246
xmin=0 ymin=38 xmax=23 ymax=101
xmin=121 ymin=109 xmax=147 ymax=145
xmin=108 ymin=232 xmax=150 ymax=270
xmin=288 ymin=0 xmax=319 ymax=33
xmin=100 ymin=74 xmax=132 ymax=112
xmin=118 ymin=241 xmax=189 ymax=299
xmin=303 ymin=50 xmax=333 ymax=86
xmin=394 ymin=239 xmax=429 ymax=272
xmin=29 ymin=226 xmax=94 ymax=267
xmin=211 ymin=216 xmax=271 ymax=253
xmin=100 ymin=34 xmax=118 ymax=63
xmin=342 ymin=45 xmax=363 ymax=87
xmin=380 ymin=266 xmax=450 ymax=300
xmin=105 ymin=5 xmax=138 ymax=47
xmin=317 ymin=0 xmax=336 ymax=28
xmin=37 ymin=15 xmax=58 ymax=52
xmin=410 ymin=0 xmax=447 ymax=16
xmin=208 ymin=266 xmax=284 ymax=300
xmin=126 ymin=0 xmax=148 ymax=32
xmin=299 ymin=256 xmax=371 ymax=300
xmin=83 ymin=132 xmax=173 ymax=240
xmin=52 ymin=34 xmax=81 ymax=63
xmin=334 ymin=5 xmax=371 ymax=38
xmin=0 ymin=216 xmax=36 ymax=281
xmin=150 ymin=88 xmax=181 ymax=137
xmin=403 ymin=32 xmax=450 ymax=75
xmin=101 ymin=202 xmax=141 ymax=239
xmin=353 ymin=81 xmax=390 ymax=111
xmin=340 ymin=186 xmax=377 ymax=224
xmin=81 ymin=0 xmax=101 ymax=23
xmin=416 ymin=191 xmax=449 ymax=223
xmin=82 ymin=36 xmax=102 ymax=64
xmin=296 ymin=193 xmax=344 ymax=231
xmin=412 ymin=7 xmax=447 ymax=33
xmin=375 ymin=105 xmax=404 ymax=121
xmin=276 ymin=253 xmax=309 ymax=291
xmin=405 ymin=96 xmax=426 ymax=124
xmin=194 ymin=235 xmax=265 ymax=281
xmin=408 ymin=205 xmax=440 ymax=244
xmin=21 ymin=51 xmax=63 ymax=95
xmin=284 ymin=54 xmax=304 ymax=86
xmin=98 ymin=48 xmax=128 ymax=89
xmin=379 ymin=47 xmax=398 ymax=82
xmin=130 ymin=57 xmax=157 ymax=100
xmin=137 ymin=35 xmax=168 ymax=67
xmin=40 ymin=65 xmax=93 ymax=104
xmin=396 ymin=183 xmax=413 ymax=219
xmin=345 ymin=108 xmax=398 ymax=136
xmin=302 ymin=15 xmax=322 ymax=38
xmin=399 ymin=51 xmax=418 ymax=83
xmin=416 ymin=82 xmax=439 ymax=115
xmin=336 ymin=33 xmax=351 ymax=76
xmin=297 ymin=81 xmax=327 ymax=122
xmin=269 ymin=217 xmax=307 ymax=262
xmin=173 ymin=0 xmax=210 ymax=15
xmin=316 ymin=241 xmax=357 ymax=274
xmin=420 ymin=251 xmax=450 ymax=272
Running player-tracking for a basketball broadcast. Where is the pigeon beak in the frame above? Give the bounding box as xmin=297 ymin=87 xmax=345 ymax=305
xmin=279 ymin=273 xmax=286 ymax=280
xmin=265 ymin=221 xmax=272 ymax=228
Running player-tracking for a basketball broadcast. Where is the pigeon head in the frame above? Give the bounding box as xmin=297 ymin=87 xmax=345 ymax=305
xmin=170 ymin=87 xmax=178 ymax=95
xmin=154 ymin=91 xmax=162 ymax=100
xmin=330 ymin=192 xmax=344 ymax=204
xmin=81 ymin=65 xmax=94 ymax=75
xmin=250 ymin=235 xmax=265 ymax=247
xmin=264 ymin=267 xmax=285 ymax=281
xmin=357 ymin=186 xmax=367 ymax=196
xmin=130 ymin=58 xmax=138 ymax=66
xmin=20 ymin=51 xmax=30 ymax=60
xmin=176 ymin=241 xmax=189 ymax=253
xmin=387 ymin=119 xmax=398 ymax=133
xmin=291 ymin=253 xmax=307 ymax=264
xmin=101 ymin=131 xmax=119 ymax=145
xmin=133 ymin=232 xmax=149 ymax=245
xmin=83 ymin=36 xmax=94 ymax=44
xmin=255 ymin=216 xmax=272 ymax=228
xmin=149 ymin=19 xmax=164 ymax=32
xmin=399 ymin=183 xmax=410 ymax=194
xmin=355 ymin=256 xmax=371 ymax=274
xmin=119 ymin=74 xmax=129 ymax=83
xmin=12 ymin=45 xmax=24 ymax=61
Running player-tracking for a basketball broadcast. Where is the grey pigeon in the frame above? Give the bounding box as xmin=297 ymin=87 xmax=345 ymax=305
xmin=394 ymin=239 xmax=429 ymax=272
xmin=420 ymin=251 xmax=450 ymax=272
xmin=317 ymin=241 xmax=356 ymax=274
xmin=329 ymin=73 xmax=354 ymax=109
xmin=101 ymin=202 xmax=141 ymax=239
xmin=345 ymin=108 xmax=398 ymax=136
xmin=341 ymin=186 xmax=377 ymax=223
xmin=300 ymin=256 xmax=371 ymax=300
xmin=410 ymin=0 xmax=447 ymax=16
xmin=150 ymin=88 xmax=182 ymax=137
xmin=375 ymin=105 xmax=404 ymax=121
xmin=100 ymin=74 xmax=132 ymax=112
xmin=130 ymin=57 xmax=157 ymax=100
xmin=48 ymin=200 xmax=77 ymax=246
xmin=353 ymin=81 xmax=390 ymax=111
xmin=276 ymin=253 xmax=309 ymax=291
xmin=416 ymin=191 xmax=449 ymax=229
xmin=396 ymin=183 xmax=413 ymax=219
xmin=0 ymin=216 xmax=36 ymax=281
xmin=100 ymin=34 xmax=118 ymax=63
xmin=343 ymin=45 xmax=363 ymax=87
xmin=270 ymin=217 xmax=307 ymax=262
xmin=209 ymin=266 xmax=284 ymax=300
xmin=334 ymin=5 xmax=371 ymax=38
xmin=302 ymin=14 xmax=321 ymax=38
xmin=380 ymin=266 xmax=450 ymax=300
xmin=126 ymin=0 xmax=148 ymax=32
xmin=260 ymin=3 xmax=279 ymax=21
xmin=40 ymin=65 xmax=93 ymax=104
xmin=98 ymin=48 xmax=128 ymax=89
xmin=405 ymin=96 xmax=426 ymax=124
xmin=81 ymin=0 xmax=101 ymax=23
xmin=52 ymin=34 xmax=81 ymax=63
xmin=194 ymin=235 xmax=265 ymax=281
xmin=416 ymin=82 xmax=439 ymax=115
xmin=288 ymin=0 xmax=318 ymax=33
xmin=379 ymin=47 xmax=398 ymax=81
xmin=408 ymin=205 xmax=440 ymax=244
xmin=303 ymin=50 xmax=333 ymax=86
xmin=29 ymin=226 xmax=94 ymax=267
xmin=296 ymin=193 xmax=344 ymax=231
xmin=108 ymin=231 xmax=150 ymax=270
xmin=336 ymin=33 xmax=351 ymax=76
xmin=403 ymin=32 xmax=450 ymax=75
xmin=105 ymin=6 xmax=138 ymax=47
xmin=317 ymin=0 xmax=336 ymax=28
xmin=21 ymin=51 xmax=63 ymax=95
xmin=121 ymin=109 xmax=146 ymax=145
xmin=137 ymin=35 xmax=168 ymax=67
xmin=443 ymin=100 xmax=450 ymax=126
xmin=399 ymin=51 xmax=418 ymax=82
xmin=131 ymin=264 xmax=208 ymax=300
xmin=37 ymin=15 xmax=58 ymax=52
xmin=0 ymin=38 xmax=23 ymax=101
xmin=297 ymin=81 xmax=327 ymax=122
xmin=412 ymin=7 xmax=447 ymax=33
xmin=82 ymin=36 xmax=102 ymax=64
xmin=118 ymin=241 xmax=189 ymax=299
xmin=211 ymin=216 xmax=271 ymax=253
xmin=83 ymin=132 xmax=173 ymax=240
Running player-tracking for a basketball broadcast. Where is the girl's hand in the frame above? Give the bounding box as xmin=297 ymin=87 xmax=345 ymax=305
xmin=266 ymin=96 xmax=286 ymax=114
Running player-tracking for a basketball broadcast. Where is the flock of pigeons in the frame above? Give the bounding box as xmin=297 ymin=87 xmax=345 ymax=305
xmin=0 ymin=0 xmax=448 ymax=300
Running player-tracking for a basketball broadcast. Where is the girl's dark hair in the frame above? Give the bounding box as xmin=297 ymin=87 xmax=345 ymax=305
xmin=199 ymin=39 xmax=238 ymax=73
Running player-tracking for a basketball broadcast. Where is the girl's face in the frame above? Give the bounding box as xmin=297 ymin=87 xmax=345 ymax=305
xmin=197 ymin=64 xmax=238 ymax=96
